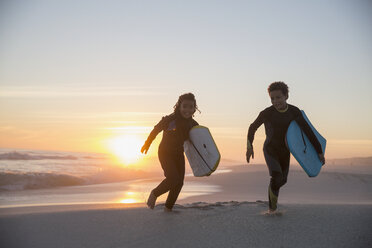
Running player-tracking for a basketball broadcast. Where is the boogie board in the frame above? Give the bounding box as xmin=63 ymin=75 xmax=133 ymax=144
xmin=184 ymin=125 xmax=220 ymax=177
xmin=286 ymin=110 xmax=326 ymax=177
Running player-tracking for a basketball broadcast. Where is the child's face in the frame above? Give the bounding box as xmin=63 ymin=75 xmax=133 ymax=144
xmin=180 ymin=99 xmax=196 ymax=119
xmin=269 ymin=90 xmax=288 ymax=111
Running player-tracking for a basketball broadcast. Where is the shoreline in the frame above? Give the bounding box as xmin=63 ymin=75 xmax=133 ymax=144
xmin=1 ymin=164 xmax=372 ymax=209
xmin=1 ymin=200 xmax=372 ymax=216
xmin=0 ymin=202 xmax=145 ymax=216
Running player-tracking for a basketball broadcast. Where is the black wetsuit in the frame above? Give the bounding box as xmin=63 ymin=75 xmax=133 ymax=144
xmin=247 ymin=105 xmax=322 ymax=200
xmin=145 ymin=112 xmax=198 ymax=209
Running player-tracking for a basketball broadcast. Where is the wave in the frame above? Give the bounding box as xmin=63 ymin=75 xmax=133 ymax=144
xmin=0 ymin=168 xmax=156 ymax=191
xmin=0 ymin=172 xmax=86 ymax=191
xmin=0 ymin=151 xmax=78 ymax=160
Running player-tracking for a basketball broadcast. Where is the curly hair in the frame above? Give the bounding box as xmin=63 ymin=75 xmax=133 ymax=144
xmin=267 ymin=81 xmax=289 ymax=96
xmin=173 ymin=93 xmax=201 ymax=116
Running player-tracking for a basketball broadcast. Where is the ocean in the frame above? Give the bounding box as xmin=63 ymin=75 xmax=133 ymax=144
xmin=0 ymin=148 xmax=221 ymax=207
xmin=3 ymin=148 xmax=370 ymax=208
xmin=0 ymin=148 xmax=137 ymax=191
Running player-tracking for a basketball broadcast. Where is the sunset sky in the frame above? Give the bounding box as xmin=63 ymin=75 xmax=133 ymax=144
xmin=1 ymin=0 xmax=371 ymax=164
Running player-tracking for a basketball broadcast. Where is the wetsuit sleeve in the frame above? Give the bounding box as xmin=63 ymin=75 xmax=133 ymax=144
xmin=294 ymin=112 xmax=323 ymax=154
xmin=247 ymin=111 xmax=265 ymax=148
xmin=145 ymin=116 xmax=169 ymax=145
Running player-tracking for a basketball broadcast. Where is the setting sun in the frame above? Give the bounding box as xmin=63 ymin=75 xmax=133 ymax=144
xmin=107 ymin=134 xmax=143 ymax=165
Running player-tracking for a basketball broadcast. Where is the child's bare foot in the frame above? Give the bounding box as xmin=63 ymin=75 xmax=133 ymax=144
xmin=268 ymin=208 xmax=277 ymax=214
xmin=146 ymin=191 xmax=157 ymax=209
xmin=262 ymin=208 xmax=283 ymax=216
xmin=164 ymin=207 xmax=172 ymax=212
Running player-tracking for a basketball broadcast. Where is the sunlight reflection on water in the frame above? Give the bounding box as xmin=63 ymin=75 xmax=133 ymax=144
xmin=117 ymin=180 xmax=221 ymax=204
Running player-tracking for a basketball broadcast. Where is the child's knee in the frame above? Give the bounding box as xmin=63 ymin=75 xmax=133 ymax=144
xmin=270 ymin=172 xmax=286 ymax=189
xmin=169 ymin=177 xmax=183 ymax=189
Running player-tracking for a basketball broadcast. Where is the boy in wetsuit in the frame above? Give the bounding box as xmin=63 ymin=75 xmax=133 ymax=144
xmin=246 ymin=82 xmax=325 ymax=212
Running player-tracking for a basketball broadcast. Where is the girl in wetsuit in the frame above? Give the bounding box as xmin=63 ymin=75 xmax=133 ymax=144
xmin=246 ymin=82 xmax=325 ymax=212
xmin=141 ymin=93 xmax=199 ymax=212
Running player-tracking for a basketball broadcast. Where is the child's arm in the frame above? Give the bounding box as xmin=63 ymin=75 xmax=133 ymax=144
xmin=246 ymin=111 xmax=264 ymax=163
xmin=246 ymin=140 xmax=254 ymax=163
xmin=141 ymin=116 xmax=169 ymax=154
xmin=295 ymin=114 xmax=325 ymax=164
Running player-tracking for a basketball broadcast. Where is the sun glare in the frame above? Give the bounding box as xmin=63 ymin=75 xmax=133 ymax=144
xmin=120 ymin=199 xmax=138 ymax=204
xmin=119 ymin=191 xmax=142 ymax=204
xmin=107 ymin=134 xmax=143 ymax=165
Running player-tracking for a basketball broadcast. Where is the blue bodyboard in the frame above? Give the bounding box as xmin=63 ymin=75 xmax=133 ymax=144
xmin=286 ymin=111 xmax=326 ymax=177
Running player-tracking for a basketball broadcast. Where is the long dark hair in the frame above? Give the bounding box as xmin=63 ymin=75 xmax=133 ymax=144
xmin=173 ymin=93 xmax=201 ymax=117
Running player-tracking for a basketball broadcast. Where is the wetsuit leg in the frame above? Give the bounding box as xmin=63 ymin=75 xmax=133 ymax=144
xmin=278 ymin=150 xmax=290 ymax=187
xmin=264 ymin=147 xmax=290 ymax=210
xmin=263 ymin=147 xmax=283 ymax=196
xmin=152 ymin=151 xmax=185 ymax=209
xmin=165 ymin=154 xmax=185 ymax=209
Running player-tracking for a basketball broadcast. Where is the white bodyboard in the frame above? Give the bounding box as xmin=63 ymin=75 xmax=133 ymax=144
xmin=184 ymin=126 xmax=221 ymax=177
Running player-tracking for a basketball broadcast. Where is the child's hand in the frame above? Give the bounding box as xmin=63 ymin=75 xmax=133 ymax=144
xmin=246 ymin=148 xmax=254 ymax=163
xmin=318 ymin=153 xmax=325 ymax=165
xmin=141 ymin=142 xmax=150 ymax=154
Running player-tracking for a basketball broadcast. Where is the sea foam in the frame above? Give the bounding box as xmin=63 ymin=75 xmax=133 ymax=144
xmin=0 ymin=172 xmax=86 ymax=191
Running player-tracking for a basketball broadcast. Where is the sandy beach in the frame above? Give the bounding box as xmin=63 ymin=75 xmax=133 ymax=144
xmin=1 ymin=202 xmax=371 ymax=248
xmin=1 ymin=164 xmax=372 ymax=248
